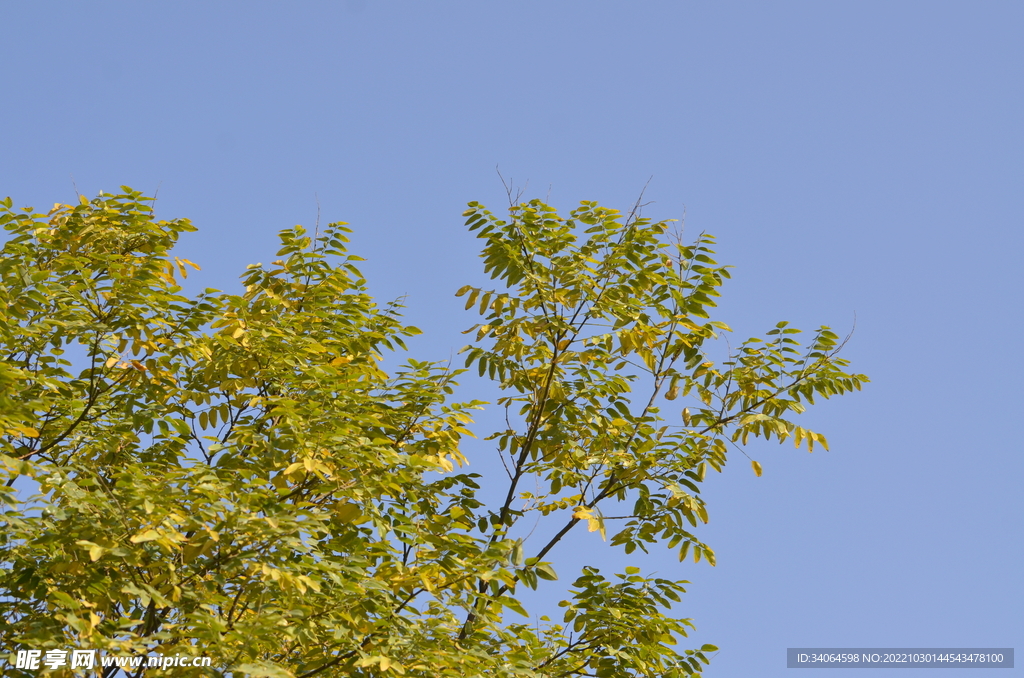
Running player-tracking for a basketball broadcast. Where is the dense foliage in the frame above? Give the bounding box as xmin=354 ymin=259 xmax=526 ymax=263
xmin=0 ymin=190 xmax=866 ymax=676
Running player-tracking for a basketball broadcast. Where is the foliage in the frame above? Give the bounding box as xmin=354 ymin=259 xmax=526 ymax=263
xmin=0 ymin=189 xmax=867 ymax=677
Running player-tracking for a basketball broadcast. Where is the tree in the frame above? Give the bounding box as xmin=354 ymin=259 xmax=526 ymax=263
xmin=0 ymin=189 xmax=867 ymax=677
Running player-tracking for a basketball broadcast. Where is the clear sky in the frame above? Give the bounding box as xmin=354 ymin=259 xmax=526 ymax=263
xmin=3 ymin=2 xmax=1021 ymax=675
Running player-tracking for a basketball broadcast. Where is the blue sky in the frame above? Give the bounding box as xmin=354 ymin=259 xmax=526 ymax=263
xmin=2 ymin=2 xmax=1021 ymax=675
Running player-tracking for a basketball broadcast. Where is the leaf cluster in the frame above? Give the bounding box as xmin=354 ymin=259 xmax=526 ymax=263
xmin=0 ymin=191 xmax=865 ymax=677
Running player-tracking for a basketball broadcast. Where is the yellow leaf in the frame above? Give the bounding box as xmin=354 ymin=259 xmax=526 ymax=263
xmin=751 ymin=460 xmax=763 ymax=477
xmin=182 ymin=540 xmax=206 ymax=563
xmin=105 ymin=356 xmax=119 ymax=368
xmin=130 ymin=529 xmax=161 ymax=544
xmin=330 ymin=355 xmax=353 ymax=366
xmin=335 ymin=503 xmax=361 ymax=523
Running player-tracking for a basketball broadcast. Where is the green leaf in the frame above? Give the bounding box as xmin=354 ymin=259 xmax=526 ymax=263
xmin=536 ymin=563 xmax=559 ymax=581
